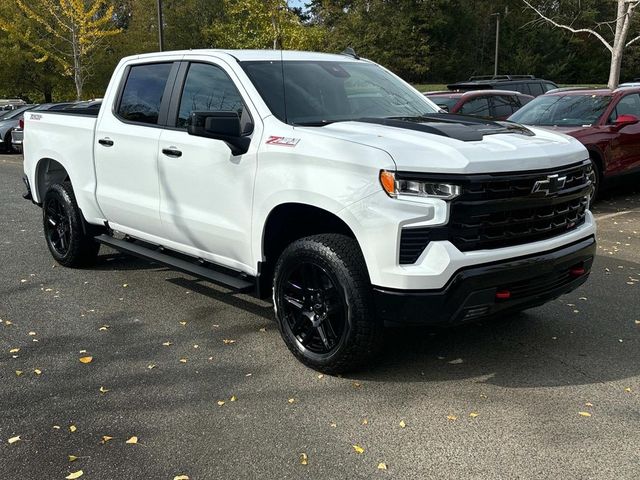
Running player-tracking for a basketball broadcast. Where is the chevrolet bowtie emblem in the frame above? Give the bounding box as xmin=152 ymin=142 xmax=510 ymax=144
xmin=532 ymin=174 xmax=567 ymax=195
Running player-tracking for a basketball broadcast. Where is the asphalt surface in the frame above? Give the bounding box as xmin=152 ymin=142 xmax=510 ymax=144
xmin=1 ymin=154 xmax=638 ymax=479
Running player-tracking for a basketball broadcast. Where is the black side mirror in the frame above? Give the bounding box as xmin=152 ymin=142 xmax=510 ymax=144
xmin=187 ymin=111 xmax=251 ymax=155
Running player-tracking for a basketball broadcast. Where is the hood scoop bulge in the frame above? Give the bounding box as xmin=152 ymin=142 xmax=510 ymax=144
xmin=356 ymin=114 xmax=534 ymax=142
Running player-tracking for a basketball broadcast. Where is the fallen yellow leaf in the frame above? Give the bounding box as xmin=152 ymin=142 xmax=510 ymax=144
xmin=330 ymin=422 xmax=337 ymax=428
xmin=288 ymin=398 xmax=295 ymax=404
xmin=223 ymin=339 xmax=236 ymax=344
xmin=9 ymin=348 xmax=19 ymax=353
xmin=69 ymin=425 xmax=77 ymax=432
xmin=217 ymin=400 xmax=225 ymax=406
xmin=447 ymin=415 xmax=458 ymax=421
xmin=174 ymin=476 xmax=190 ymax=480
xmin=179 ymin=358 xmax=187 ymax=363
xmin=378 ymin=462 xmax=388 ymax=470
xmin=147 ymin=364 xmax=157 ymax=369
xmin=230 ymin=395 xmax=237 ymax=402
xmin=100 ymin=435 xmax=113 ymax=444
xmin=162 ymin=342 xmax=172 ymax=346
xmin=353 ymin=382 xmax=362 ymax=388
xmin=469 ymin=412 xmax=479 ymax=418
xmin=68 ymin=455 xmax=78 ymax=462
xmin=65 ymin=470 xmax=83 ymax=479
xmin=5 ymin=320 xmax=13 ymax=325
xmin=585 ymin=402 xmax=593 ymax=407
xmin=8 ymin=435 xmax=21 ymax=444
xmin=34 ymin=369 xmax=42 ymax=375
xmin=99 ymin=386 xmax=109 ymax=394
xmin=625 ymin=387 xmax=632 ymax=393
xmin=353 ymin=445 xmax=365 ymax=454
xmin=362 ymin=418 xmax=368 ymax=425
xmin=578 ymin=411 xmax=592 ymax=417
xmin=125 ymin=436 xmax=138 ymax=444
xmin=317 ymin=374 xmax=324 ymax=379
xmin=179 ymin=321 xmax=187 ymax=326
xmin=98 ymin=325 xmax=109 ymax=331
xmin=399 ymin=420 xmax=406 ymax=428
xmin=53 ymin=425 xmax=61 ymax=430
xmin=300 ymin=452 xmax=308 ymax=465
xmin=15 ymin=370 xmax=23 ymax=376
xmin=79 ymin=356 xmax=93 ymax=364
xmin=28 ymin=331 xmax=36 ymax=336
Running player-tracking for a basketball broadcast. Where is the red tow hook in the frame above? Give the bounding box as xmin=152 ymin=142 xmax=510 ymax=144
xmin=495 ymin=290 xmax=511 ymax=300
xmin=570 ymin=266 xmax=586 ymax=277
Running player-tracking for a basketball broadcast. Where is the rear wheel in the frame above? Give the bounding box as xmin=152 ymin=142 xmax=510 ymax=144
xmin=273 ymin=234 xmax=383 ymax=374
xmin=43 ymin=182 xmax=99 ymax=267
xmin=3 ymin=132 xmax=13 ymax=153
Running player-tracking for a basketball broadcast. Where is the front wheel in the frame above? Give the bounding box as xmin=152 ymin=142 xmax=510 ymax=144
xmin=42 ymin=182 xmax=100 ymax=267
xmin=588 ymin=158 xmax=601 ymax=207
xmin=273 ymin=234 xmax=383 ymax=374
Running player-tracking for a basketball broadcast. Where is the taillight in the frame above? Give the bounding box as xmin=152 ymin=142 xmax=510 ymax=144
xmin=19 ymin=118 xmax=24 ymax=129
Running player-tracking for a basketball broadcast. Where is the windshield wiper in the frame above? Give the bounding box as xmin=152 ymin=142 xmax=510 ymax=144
xmin=292 ymin=120 xmax=336 ymax=127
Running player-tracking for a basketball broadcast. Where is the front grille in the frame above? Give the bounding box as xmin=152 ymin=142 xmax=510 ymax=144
xmin=397 ymin=161 xmax=592 ymax=263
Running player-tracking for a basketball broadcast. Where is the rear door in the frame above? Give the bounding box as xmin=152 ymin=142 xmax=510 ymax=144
xmin=94 ymin=61 xmax=179 ymax=236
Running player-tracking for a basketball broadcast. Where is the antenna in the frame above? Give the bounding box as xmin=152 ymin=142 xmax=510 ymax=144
xmin=341 ymin=47 xmax=360 ymax=60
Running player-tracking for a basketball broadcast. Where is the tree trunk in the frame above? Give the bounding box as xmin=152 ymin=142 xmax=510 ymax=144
xmin=608 ymin=48 xmax=624 ymax=89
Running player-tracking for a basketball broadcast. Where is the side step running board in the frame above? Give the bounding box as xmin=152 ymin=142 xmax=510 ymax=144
xmin=95 ymin=234 xmax=254 ymax=292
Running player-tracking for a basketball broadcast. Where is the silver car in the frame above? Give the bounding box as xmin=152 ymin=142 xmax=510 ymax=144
xmin=1 ymin=105 xmax=36 ymax=153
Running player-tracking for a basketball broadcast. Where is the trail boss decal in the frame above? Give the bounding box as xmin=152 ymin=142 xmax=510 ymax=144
xmin=265 ymin=136 xmax=300 ymax=147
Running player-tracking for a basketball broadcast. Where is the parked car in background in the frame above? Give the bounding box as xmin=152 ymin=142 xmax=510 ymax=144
xmin=0 ymin=105 xmax=36 ymax=153
xmin=509 ymin=87 xmax=640 ymax=200
xmin=424 ymin=89 xmax=533 ymax=119
xmin=448 ymin=75 xmax=558 ymax=97
xmin=11 ymin=102 xmax=74 ymax=153
xmin=0 ymin=99 xmax=27 ymax=111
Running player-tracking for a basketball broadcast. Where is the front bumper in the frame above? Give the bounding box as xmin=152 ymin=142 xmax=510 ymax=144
xmin=374 ymin=235 xmax=596 ymax=326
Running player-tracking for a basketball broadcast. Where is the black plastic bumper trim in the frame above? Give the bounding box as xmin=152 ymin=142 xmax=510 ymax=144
xmin=374 ymin=235 xmax=596 ymax=326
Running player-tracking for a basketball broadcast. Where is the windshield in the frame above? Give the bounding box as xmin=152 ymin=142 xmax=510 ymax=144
xmin=509 ymin=94 xmax=611 ymax=126
xmin=2 ymin=105 xmax=34 ymax=120
xmin=241 ymin=61 xmax=438 ymax=125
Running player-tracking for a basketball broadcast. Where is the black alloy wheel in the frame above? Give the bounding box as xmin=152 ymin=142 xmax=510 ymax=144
xmin=273 ymin=234 xmax=383 ymax=374
xmin=280 ymin=261 xmax=347 ymax=356
xmin=44 ymin=194 xmax=72 ymax=257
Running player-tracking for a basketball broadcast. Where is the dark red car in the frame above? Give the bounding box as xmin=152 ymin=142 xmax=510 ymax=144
xmin=509 ymin=87 xmax=640 ymax=199
xmin=424 ymin=89 xmax=534 ymax=120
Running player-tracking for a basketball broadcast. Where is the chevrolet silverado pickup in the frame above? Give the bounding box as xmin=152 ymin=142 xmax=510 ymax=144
xmin=22 ymin=50 xmax=596 ymax=373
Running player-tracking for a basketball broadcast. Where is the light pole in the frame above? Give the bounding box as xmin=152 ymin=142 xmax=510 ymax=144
xmin=157 ymin=0 xmax=164 ymax=52
xmin=492 ymin=12 xmax=500 ymax=77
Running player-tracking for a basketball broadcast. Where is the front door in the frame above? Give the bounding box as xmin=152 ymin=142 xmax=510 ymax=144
xmin=157 ymin=60 xmax=259 ymax=272
xmin=607 ymin=92 xmax=640 ymax=173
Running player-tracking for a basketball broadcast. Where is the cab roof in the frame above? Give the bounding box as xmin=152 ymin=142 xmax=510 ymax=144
xmin=127 ymin=49 xmax=366 ymax=63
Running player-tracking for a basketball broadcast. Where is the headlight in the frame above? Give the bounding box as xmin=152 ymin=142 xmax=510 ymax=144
xmin=379 ymin=170 xmax=461 ymax=200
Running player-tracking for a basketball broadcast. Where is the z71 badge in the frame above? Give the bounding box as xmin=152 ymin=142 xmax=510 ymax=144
xmin=265 ymin=136 xmax=300 ymax=147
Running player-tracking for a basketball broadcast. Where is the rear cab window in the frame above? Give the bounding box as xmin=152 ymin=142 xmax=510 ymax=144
xmin=116 ymin=63 xmax=174 ymax=125
xmin=491 ymin=95 xmax=520 ymax=117
xmin=459 ymin=96 xmax=490 ymax=117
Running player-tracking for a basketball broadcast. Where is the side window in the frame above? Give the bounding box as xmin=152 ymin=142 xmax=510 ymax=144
xmin=491 ymin=95 xmax=520 ymax=117
xmin=608 ymin=93 xmax=640 ymax=122
xmin=117 ymin=63 xmax=173 ymax=125
xmin=528 ymin=82 xmax=544 ymax=96
xmin=542 ymin=82 xmax=556 ymax=92
xmin=177 ymin=63 xmax=245 ymax=128
xmin=459 ymin=96 xmax=490 ymax=117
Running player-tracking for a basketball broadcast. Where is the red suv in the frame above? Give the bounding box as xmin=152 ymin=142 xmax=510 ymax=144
xmin=509 ymin=87 xmax=640 ymax=200
xmin=424 ymin=90 xmax=533 ymax=120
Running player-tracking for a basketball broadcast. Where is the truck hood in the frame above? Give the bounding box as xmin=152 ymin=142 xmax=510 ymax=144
xmin=300 ymin=117 xmax=588 ymax=174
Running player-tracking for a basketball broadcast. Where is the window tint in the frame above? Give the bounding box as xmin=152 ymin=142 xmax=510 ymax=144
xmin=528 ymin=82 xmax=544 ymax=96
xmin=118 ymin=63 xmax=173 ymax=125
xmin=177 ymin=63 xmax=244 ymax=128
xmin=609 ymin=93 xmax=640 ymax=122
xmin=491 ymin=95 xmax=520 ymax=117
xmin=459 ymin=96 xmax=490 ymax=117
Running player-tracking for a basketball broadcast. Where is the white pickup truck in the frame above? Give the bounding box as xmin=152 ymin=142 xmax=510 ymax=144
xmin=23 ymin=49 xmax=596 ymax=373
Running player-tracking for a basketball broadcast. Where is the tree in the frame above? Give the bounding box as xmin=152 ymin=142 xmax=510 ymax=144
xmin=0 ymin=0 xmax=122 ymax=99
xmin=523 ymin=0 xmax=640 ymax=88
xmin=204 ymin=0 xmax=324 ymax=50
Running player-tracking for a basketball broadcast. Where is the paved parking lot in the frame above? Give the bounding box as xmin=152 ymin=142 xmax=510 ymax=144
xmin=1 ymin=154 xmax=638 ymax=479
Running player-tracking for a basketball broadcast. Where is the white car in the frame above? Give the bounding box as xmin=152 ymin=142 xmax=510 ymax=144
xmin=22 ymin=49 xmax=596 ymax=372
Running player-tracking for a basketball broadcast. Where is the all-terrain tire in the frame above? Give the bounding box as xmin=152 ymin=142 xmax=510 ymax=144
xmin=273 ymin=234 xmax=383 ymax=374
xmin=42 ymin=182 xmax=99 ymax=267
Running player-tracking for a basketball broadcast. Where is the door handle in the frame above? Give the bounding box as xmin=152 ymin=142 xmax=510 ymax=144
xmin=98 ymin=138 xmax=114 ymax=147
xmin=162 ymin=147 xmax=182 ymax=158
